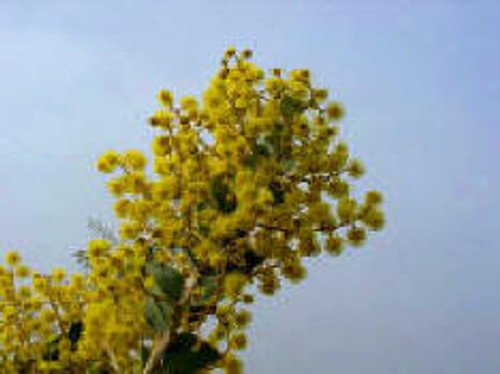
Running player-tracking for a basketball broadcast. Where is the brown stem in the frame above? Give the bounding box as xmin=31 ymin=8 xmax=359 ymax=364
xmin=142 ymin=330 xmax=172 ymax=374
xmin=142 ymin=276 xmax=197 ymax=374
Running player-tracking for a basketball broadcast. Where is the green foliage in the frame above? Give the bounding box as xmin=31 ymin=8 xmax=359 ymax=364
xmin=210 ymin=175 xmax=238 ymax=214
xmin=145 ymin=296 xmax=171 ymax=333
xmin=280 ymin=95 xmax=306 ymax=116
xmin=159 ymin=333 xmax=221 ymax=374
xmin=147 ymin=263 xmax=185 ymax=303
xmin=227 ymin=249 xmax=265 ymax=275
xmin=198 ymin=276 xmax=219 ymax=303
xmin=269 ymin=180 xmax=285 ymax=205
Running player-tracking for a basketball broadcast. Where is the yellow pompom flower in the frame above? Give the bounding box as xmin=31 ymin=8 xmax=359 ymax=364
xmin=242 ymin=294 xmax=254 ymax=304
xmin=326 ymin=234 xmax=344 ymax=256
xmin=70 ymin=273 xmax=86 ymax=289
xmin=326 ymin=101 xmax=345 ymax=121
xmin=114 ymin=199 xmax=132 ymax=219
xmin=180 ymin=96 xmax=198 ymax=110
xmin=32 ymin=274 xmax=49 ymax=293
xmin=224 ymin=353 xmax=243 ymax=374
xmin=40 ymin=308 xmax=57 ymax=324
xmin=361 ymin=208 xmax=386 ymax=231
xmin=327 ymin=177 xmax=350 ymax=199
xmin=224 ymin=273 xmax=247 ymax=299
xmin=107 ymin=177 xmax=128 ymax=197
xmin=346 ymin=226 xmax=367 ymax=247
xmin=157 ymin=89 xmax=174 ymax=108
xmin=225 ymin=46 xmax=237 ymax=59
xmin=119 ymin=221 xmax=143 ymax=240
xmin=229 ymin=332 xmax=247 ymax=350
xmin=123 ymin=150 xmax=147 ymax=171
xmin=234 ymin=310 xmax=252 ymax=328
xmin=337 ymin=197 xmax=357 ymax=224
xmin=51 ymin=268 xmax=66 ymax=283
xmin=346 ymin=159 xmax=365 ymax=179
xmin=14 ymin=264 xmax=30 ymax=278
xmin=5 ymin=250 xmax=21 ymax=267
xmin=17 ymin=285 xmax=32 ymax=299
xmin=290 ymin=69 xmax=310 ymax=84
xmin=241 ymin=48 xmax=253 ymax=59
xmin=152 ymin=135 xmax=172 ymax=156
xmin=96 ymin=150 xmax=121 ymax=174
xmin=149 ymin=109 xmax=173 ymax=129
xmin=312 ymin=88 xmax=328 ymax=102
xmin=3 ymin=305 xmax=18 ymax=319
xmin=365 ymin=190 xmax=384 ymax=205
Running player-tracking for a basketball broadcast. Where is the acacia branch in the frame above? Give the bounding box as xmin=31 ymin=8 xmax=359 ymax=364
xmin=142 ymin=276 xmax=197 ymax=374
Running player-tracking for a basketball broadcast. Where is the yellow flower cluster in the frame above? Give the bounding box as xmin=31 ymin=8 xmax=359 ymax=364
xmin=1 ymin=48 xmax=385 ymax=373
xmin=0 ymin=251 xmax=88 ymax=372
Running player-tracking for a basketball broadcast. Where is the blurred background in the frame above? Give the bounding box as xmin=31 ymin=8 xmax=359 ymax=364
xmin=1 ymin=1 xmax=499 ymax=372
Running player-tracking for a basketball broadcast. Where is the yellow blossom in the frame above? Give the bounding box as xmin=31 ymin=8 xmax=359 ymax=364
xmin=0 ymin=48 xmax=385 ymax=374
xmin=157 ymin=89 xmax=174 ymax=108
xmin=224 ymin=273 xmax=247 ymax=299
xmin=14 ymin=264 xmax=30 ymax=278
xmin=96 ymin=150 xmax=121 ymax=173
xmin=123 ymin=149 xmax=147 ymax=171
xmin=5 ymin=250 xmax=21 ymax=267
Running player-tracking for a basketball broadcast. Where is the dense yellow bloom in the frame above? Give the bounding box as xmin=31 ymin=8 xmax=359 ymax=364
xmin=88 ymin=239 xmax=112 ymax=258
xmin=0 ymin=48 xmax=385 ymax=374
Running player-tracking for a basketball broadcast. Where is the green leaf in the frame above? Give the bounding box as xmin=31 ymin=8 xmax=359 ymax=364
xmin=42 ymin=333 xmax=61 ymax=361
xmin=148 ymin=263 xmax=185 ymax=303
xmin=243 ymin=154 xmax=258 ymax=170
xmin=281 ymin=158 xmax=295 ymax=172
xmin=68 ymin=321 xmax=83 ymax=350
xmin=141 ymin=344 xmax=151 ymax=366
xmin=199 ymin=276 xmax=218 ymax=302
xmin=88 ymin=363 xmax=113 ymax=374
xmin=160 ymin=333 xmax=221 ymax=374
xmin=244 ymin=141 xmax=273 ymax=171
xmin=280 ymin=95 xmax=305 ymax=116
xmin=210 ymin=175 xmax=237 ymax=214
xmin=145 ymin=296 xmax=170 ymax=333
xmin=227 ymin=249 xmax=266 ymax=275
xmin=269 ymin=180 xmax=285 ymax=205
xmin=255 ymin=142 xmax=272 ymax=157
xmin=264 ymin=123 xmax=292 ymax=160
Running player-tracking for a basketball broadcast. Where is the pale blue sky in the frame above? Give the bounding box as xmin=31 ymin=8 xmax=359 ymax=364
xmin=1 ymin=1 xmax=499 ymax=373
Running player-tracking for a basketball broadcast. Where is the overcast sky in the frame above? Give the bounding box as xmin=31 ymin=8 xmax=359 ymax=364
xmin=1 ymin=1 xmax=499 ymax=373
